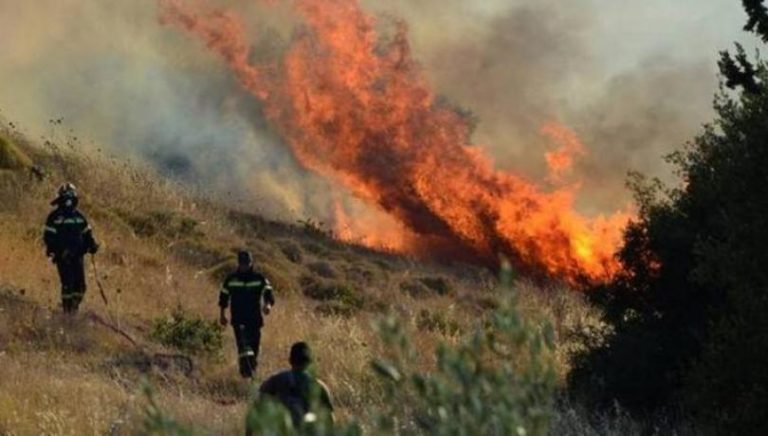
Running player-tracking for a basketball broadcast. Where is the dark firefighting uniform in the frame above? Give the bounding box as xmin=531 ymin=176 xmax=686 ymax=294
xmin=219 ymin=269 xmax=275 ymax=378
xmin=259 ymin=369 xmax=334 ymax=427
xmin=43 ymin=204 xmax=98 ymax=313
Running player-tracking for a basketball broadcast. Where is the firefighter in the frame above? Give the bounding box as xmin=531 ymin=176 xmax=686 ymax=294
xmin=252 ymin=342 xmax=334 ymax=432
xmin=219 ymin=250 xmax=275 ymax=378
xmin=44 ymin=183 xmax=99 ymax=314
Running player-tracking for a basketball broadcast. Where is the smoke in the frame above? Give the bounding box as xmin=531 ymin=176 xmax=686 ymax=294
xmin=0 ymin=0 xmax=335 ymax=218
xmin=0 ymin=0 xmax=749 ymax=225
xmin=364 ymin=0 xmax=729 ymax=214
xmin=572 ymin=58 xmax=716 ymax=213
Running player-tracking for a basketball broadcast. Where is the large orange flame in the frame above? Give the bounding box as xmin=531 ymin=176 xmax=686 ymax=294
xmin=160 ymin=0 xmax=632 ymax=285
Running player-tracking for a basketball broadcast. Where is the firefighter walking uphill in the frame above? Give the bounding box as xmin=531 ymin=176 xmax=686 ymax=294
xmin=219 ymin=250 xmax=275 ymax=378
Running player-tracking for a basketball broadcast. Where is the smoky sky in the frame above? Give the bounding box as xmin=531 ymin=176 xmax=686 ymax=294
xmin=0 ymin=0 xmax=760 ymax=220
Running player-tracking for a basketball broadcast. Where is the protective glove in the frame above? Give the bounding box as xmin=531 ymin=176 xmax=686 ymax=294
xmin=89 ymin=242 xmax=100 ymax=255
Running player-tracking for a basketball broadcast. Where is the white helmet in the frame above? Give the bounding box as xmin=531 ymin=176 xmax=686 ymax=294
xmin=57 ymin=182 xmax=77 ymax=199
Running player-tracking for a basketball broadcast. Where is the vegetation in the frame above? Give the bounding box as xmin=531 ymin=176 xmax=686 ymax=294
xmin=1 ymin=119 xmax=595 ymax=434
xmin=369 ymin=271 xmax=556 ymax=435
xmin=150 ymin=308 xmax=223 ymax=356
xmin=145 ymin=267 xmax=556 ymax=435
xmin=571 ymin=1 xmax=768 ymax=433
xmin=6 ymin=3 xmax=768 ymax=434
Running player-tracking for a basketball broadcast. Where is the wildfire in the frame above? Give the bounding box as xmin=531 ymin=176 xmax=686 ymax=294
xmin=541 ymin=121 xmax=587 ymax=184
xmin=160 ymin=0 xmax=632 ymax=285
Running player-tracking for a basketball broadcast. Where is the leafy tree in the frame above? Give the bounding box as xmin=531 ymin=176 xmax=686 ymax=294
xmin=570 ymin=1 xmax=768 ymax=432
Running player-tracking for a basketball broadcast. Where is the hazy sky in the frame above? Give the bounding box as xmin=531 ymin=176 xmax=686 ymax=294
xmin=374 ymin=0 xmax=758 ymax=76
xmin=0 ymin=0 xmax=762 ymax=218
xmin=591 ymin=0 xmax=756 ymax=70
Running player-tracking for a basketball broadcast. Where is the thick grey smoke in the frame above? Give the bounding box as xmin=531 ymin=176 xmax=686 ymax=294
xmin=366 ymin=0 xmax=755 ymax=213
xmin=0 ymin=0 xmax=334 ymax=219
xmin=0 ymin=0 xmax=757 ymax=222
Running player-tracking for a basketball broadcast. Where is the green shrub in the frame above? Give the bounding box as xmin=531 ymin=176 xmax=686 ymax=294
xmin=301 ymin=276 xmax=364 ymax=309
xmin=150 ymin=308 xmax=222 ymax=356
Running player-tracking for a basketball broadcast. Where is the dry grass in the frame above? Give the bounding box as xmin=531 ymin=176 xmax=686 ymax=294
xmin=0 ymin=122 xmax=606 ymax=434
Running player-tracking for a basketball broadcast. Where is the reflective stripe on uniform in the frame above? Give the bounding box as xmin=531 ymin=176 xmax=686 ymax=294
xmin=228 ymin=281 xmax=246 ymax=287
xmin=45 ymin=226 xmax=58 ymax=234
xmin=61 ymin=218 xmax=85 ymax=224
xmin=239 ymin=351 xmax=255 ymax=358
xmin=64 ymin=292 xmax=84 ymax=299
xmin=219 ymin=288 xmax=230 ymax=295
xmin=244 ymin=281 xmax=262 ymax=287
xmin=82 ymin=226 xmax=92 ymax=234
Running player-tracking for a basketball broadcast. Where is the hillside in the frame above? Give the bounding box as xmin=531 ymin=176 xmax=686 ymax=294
xmin=0 ymin=122 xmax=603 ymax=434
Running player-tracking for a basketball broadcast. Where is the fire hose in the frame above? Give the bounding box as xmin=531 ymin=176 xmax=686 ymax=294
xmin=90 ymin=254 xmax=110 ymax=307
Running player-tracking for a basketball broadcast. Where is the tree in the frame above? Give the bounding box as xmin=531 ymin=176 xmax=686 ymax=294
xmin=570 ymin=1 xmax=768 ymax=432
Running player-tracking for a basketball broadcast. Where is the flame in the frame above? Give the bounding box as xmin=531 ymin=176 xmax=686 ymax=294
xmin=541 ymin=121 xmax=587 ymax=183
xmin=160 ymin=0 xmax=633 ymax=285
xmin=332 ymin=199 xmax=413 ymax=252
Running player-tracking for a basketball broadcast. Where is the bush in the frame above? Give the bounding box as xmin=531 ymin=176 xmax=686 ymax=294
xmin=571 ymin=7 xmax=768 ymax=432
xmin=371 ymin=269 xmax=556 ymax=435
xmin=301 ymin=276 xmax=364 ymax=309
xmin=150 ymin=308 xmax=223 ymax=356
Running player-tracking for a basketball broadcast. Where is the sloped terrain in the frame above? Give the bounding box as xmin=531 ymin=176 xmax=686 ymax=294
xmin=0 ymin=124 xmax=598 ymax=434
